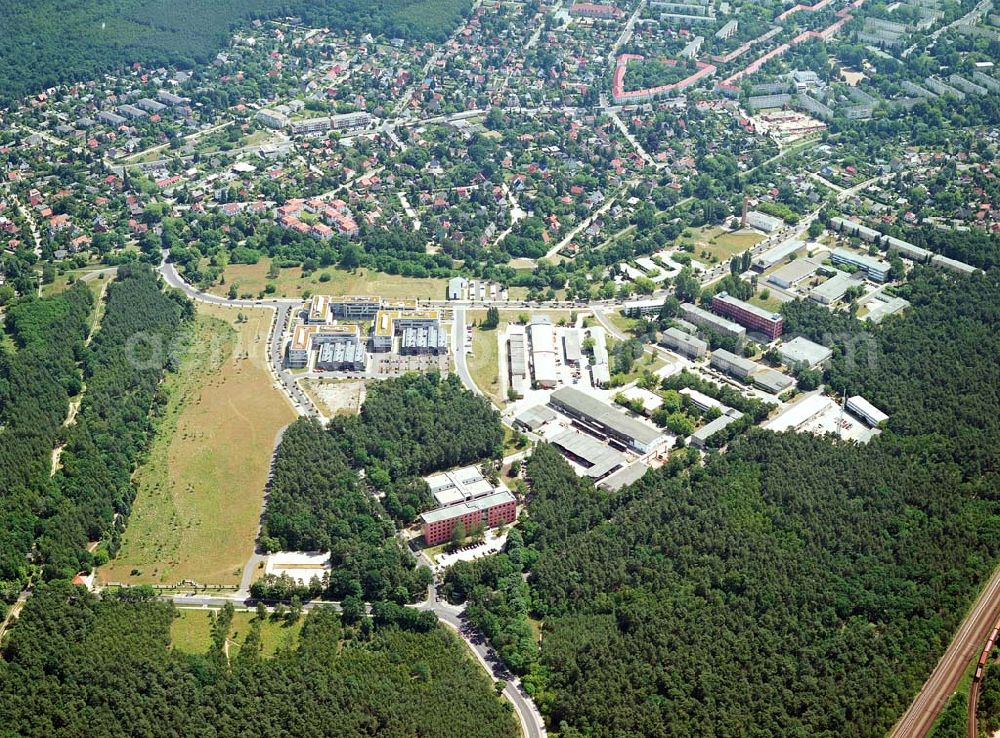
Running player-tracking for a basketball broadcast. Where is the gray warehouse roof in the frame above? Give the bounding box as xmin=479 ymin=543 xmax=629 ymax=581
xmin=550 ymin=429 xmax=626 ymax=479
xmin=550 ymin=386 xmax=663 ymax=447
xmin=516 ymin=405 xmax=557 ymax=431
xmin=598 ymin=462 xmax=650 ymax=491
xmin=778 ymin=336 xmax=832 ymax=368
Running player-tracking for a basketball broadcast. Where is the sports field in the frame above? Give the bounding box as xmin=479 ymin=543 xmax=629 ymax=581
xmin=207 ymin=257 xmax=448 ymax=302
xmin=99 ymin=304 xmax=296 ymax=586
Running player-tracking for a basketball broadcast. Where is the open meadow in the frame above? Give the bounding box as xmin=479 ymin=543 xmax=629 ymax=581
xmin=171 ymin=608 xmax=304 ymax=657
xmin=99 ymin=303 xmax=296 ymax=586
xmin=208 ymin=257 xmax=448 ymax=302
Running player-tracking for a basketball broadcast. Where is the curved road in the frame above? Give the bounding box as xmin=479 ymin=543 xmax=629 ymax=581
xmin=891 ymin=564 xmax=1000 ymax=738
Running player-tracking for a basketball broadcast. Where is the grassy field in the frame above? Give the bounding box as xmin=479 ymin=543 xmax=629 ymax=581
xmin=467 ymin=322 xmax=502 ymax=405
xmin=100 ymin=304 xmax=296 ymax=586
xmin=748 ymin=290 xmax=785 ymax=312
xmin=208 ymin=257 xmax=448 ymax=301
xmin=171 ymin=609 xmax=303 ymax=657
xmin=41 ymin=266 xmax=112 ymax=297
xmin=685 ymin=226 xmax=764 ymax=264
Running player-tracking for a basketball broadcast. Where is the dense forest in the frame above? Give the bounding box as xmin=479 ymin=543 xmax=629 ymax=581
xmin=331 ymin=372 xmax=504 ymax=523
xmin=455 ymin=268 xmax=1000 ymax=737
xmin=258 ymin=416 xmax=430 ymax=604
xmin=38 ymin=264 xmax=192 ymax=579
xmin=0 ymin=582 xmax=518 ymax=738
xmin=0 ymin=0 xmax=470 ymax=103
xmin=259 ymin=373 xmax=504 ymax=601
xmin=0 ymin=285 xmax=94 ymax=588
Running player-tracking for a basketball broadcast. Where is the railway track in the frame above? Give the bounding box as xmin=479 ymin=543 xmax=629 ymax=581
xmin=891 ymin=565 xmax=1000 ymax=738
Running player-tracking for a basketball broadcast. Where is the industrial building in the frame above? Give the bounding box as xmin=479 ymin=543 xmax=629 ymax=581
xmin=528 ymin=317 xmax=558 ymax=389
xmin=753 ymin=368 xmax=795 ymax=394
xmin=661 ymin=327 xmax=708 ymax=359
xmin=830 ymin=247 xmax=891 ymax=282
xmin=508 ymin=325 xmax=529 ymax=397
xmin=550 ymin=428 xmax=626 ymax=479
xmin=809 ymin=270 xmax=861 ymax=304
xmin=710 ymin=348 xmax=757 ymax=380
xmin=778 ymin=336 xmax=832 ymax=369
xmin=514 ymin=405 xmax=557 ymax=431
xmin=563 ymin=329 xmax=583 ymax=366
xmin=549 ymin=386 xmax=666 ymax=454
xmin=711 ymin=292 xmax=784 ymax=340
xmin=768 ymin=257 xmax=819 ymax=288
xmin=753 ymin=239 xmax=805 ymax=272
xmin=690 ymin=411 xmax=741 ymax=449
xmin=598 ymin=461 xmax=649 ymax=492
xmin=421 ymin=490 xmax=517 ymax=546
xmin=589 ymin=327 xmax=611 ymax=387
xmin=847 ymin=396 xmax=889 ymax=427
xmin=680 ymin=303 xmax=746 ymax=342
xmin=745 ymin=210 xmax=784 ymax=233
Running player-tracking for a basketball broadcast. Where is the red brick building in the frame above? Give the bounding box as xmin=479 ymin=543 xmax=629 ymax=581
xmin=421 ymin=491 xmax=517 ymax=546
xmin=711 ymin=291 xmax=784 ymax=341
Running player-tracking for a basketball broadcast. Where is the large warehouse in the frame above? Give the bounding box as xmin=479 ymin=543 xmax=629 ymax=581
xmin=528 ymin=317 xmax=558 ymax=389
xmin=549 ymin=386 xmax=667 ymax=454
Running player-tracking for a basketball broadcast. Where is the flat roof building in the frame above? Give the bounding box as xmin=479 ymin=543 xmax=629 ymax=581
xmin=307 ymin=294 xmax=331 ymax=324
xmin=426 ymin=465 xmax=509 ymax=508
xmin=680 ymin=303 xmax=746 ymax=342
xmin=661 ymin=327 xmax=708 ymax=359
xmin=830 ymin=247 xmax=891 ymax=282
xmin=529 ymin=319 xmax=558 ymax=389
xmin=753 ymin=239 xmax=805 ymax=272
xmin=810 ymin=271 xmax=861 ymax=304
xmin=847 ymin=395 xmax=889 ymax=427
xmin=711 ymin=291 xmax=784 ymax=340
xmin=447 ymin=276 xmax=467 ymax=300
xmin=371 ymin=309 xmax=442 ymax=353
xmin=550 ymin=386 xmax=666 ymax=454
xmin=710 ymin=348 xmax=757 ymax=380
xmin=753 ymin=368 xmax=796 ymax=395
xmin=778 ymin=336 xmax=832 ymax=369
xmin=862 ymin=294 xmax=910 ymax=324
xmin=623 ymin=297 xmax=666 ymax=316
xmin=690 ymin=411 xmax=740 ymax=449
xmin=768 ymin=257 xmax=819 ymax=289
xmin=330 ymin=296 xmax=381 ymax=320
xmin=563 ymin=329 xmax=583 ymax=365
xmin=550 ymin=428 xmax=626 ymax=479
xmin=421 ymin=490 xmax=517 ymax=546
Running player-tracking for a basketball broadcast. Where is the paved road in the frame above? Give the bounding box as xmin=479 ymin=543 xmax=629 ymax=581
xmin=418 ymin=586 xmax=547 ymax=738
xmin=452 ymin=306 xmax=479 ymax=395
xmin=158 ymin=252 xmax=322 ymax=418
xmin=890 ymin=564 xmax=1000 ymax=738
